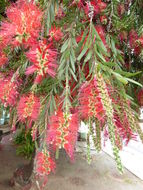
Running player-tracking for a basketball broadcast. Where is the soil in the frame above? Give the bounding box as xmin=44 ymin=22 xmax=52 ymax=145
xmin=0 ymin=136 xmax=143 ymax=190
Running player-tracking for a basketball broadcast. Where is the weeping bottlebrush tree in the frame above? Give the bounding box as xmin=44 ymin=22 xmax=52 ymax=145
xmin=0 ymin=0 xmax=143 ymax=186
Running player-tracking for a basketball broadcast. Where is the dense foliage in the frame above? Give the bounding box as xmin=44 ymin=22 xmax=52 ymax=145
xmin=0 ymin=0 xmax=143 ymax=186
xmin=14 ymin=129 xmax=35 ymax=159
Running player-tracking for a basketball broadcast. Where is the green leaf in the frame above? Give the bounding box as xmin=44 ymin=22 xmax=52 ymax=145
xmin=125 ymin=78 xmax=143 ymax=87
xmin=112 ymin=72 xmax=128 ymax=84
xmin=61 ymin=39 xmax=69 ymax=53
xmin=70 ymin=54 xmax=75 ymax=72
xmin=69 ymin=68 xmax=77 ymax=81
xmin=84 ymin=50 xmax=93 ymax=63
xmin=77 ymin=45 xmax=89 ymax=61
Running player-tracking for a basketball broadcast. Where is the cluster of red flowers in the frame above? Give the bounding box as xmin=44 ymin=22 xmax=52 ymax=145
xmin=47 ymin=109 xmax=79 ymax=160
xmin=0 ymin=74 xmax=20 ymax=107
xmin=138 ymin=89 xmax=143 ymax=106
xmin=74 ymin=0 xmax=107 ymax=18
xmin=35 ymin=150 xmax=56 ymax=176
xmin=113 ymin=112 xmax=136 ymax=147
xmin=26 ymin=40 xmax=57 ymax=83
xmin=17 ymin=93 xmax=40 ymax=124
xmin=48 ymin=27 xmax=63 ymax=42
xmin=79 ymin=80 xmax=105 ymax=121
xmin=0 ymin=0 xmax=42 ymax=49
xmin=129 ymin=29 xmax=143 ymax=55
xmin=0 ymin=51 xmax=8 ymax=66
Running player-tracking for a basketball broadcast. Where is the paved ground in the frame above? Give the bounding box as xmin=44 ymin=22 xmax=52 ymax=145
xmin=0 ymin=135 xmax=29 ymax=190
xmin=0 ymin=136 xmax=143 ymax=190
xmin=44 ymin=150 xmax=143 ymax=190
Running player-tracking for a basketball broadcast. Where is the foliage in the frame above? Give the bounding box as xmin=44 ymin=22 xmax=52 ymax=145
xmin=14 ymin=129 xmax=35 ymax=160
xmin=0 ymin=0 xmax=143 ymax=186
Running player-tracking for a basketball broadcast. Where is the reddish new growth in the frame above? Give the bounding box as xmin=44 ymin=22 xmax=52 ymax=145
xmin=17 ymin=93 xmax=40 ymax=123
xmin=47 ymin=109 xmax=79 ymax=160
xmin=78 ymin=80 xmax=105 ymax=121
xmin=48 ymin=27 xmax=63 ymax=42
xmin=0 ymin=74 xmax=20 ymax=107
xmin=35 ymin=150 xmax=56 ymax=176
xmin=26 ymin=40 xmax=57 ymax=83
xmin=0 ymin=0 xmax=42 ymax=48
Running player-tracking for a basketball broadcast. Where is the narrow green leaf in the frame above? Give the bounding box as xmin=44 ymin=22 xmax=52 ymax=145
xmin=125 ymin=78 xmax=143 ymax=87
xmin=112 ymin=72 xmax=128 ymax=84
xmin=70 ymin=54 xmax=75 ymax=72
xmin=69 ymin=68 xmax=77 ymax=81
xmin=61 ymin=39 xmax=69 ymax=53
xmin=84 ymin=50 xmax=93 ymax=63
xmin=77 ymin=46 xmax=88 ymax=61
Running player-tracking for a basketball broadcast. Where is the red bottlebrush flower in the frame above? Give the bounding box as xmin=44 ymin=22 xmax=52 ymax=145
xmin=91 ymin=0 xmax=107 ymax=14
xmin=137 ymin=36 xmax=143 ymax=46
xmin=0 ymin=51 xmax=8 ymax=66
xmin=31 ymin=125 xmax=38 ymax=141
xmin=78 ymin=80 xmax=105 ymax=121
xmin=55 ymin=7 xmax=65 ymax=19
xmin=17 ymin=93 xmax=40 ymax=123
xmin=0 ymin=74 xmax=20 ymax=107
xmin=0 ymin=0 xmax=42 ymax=48
xmin=138 ymin=89 xmax=143 ymax=106
xmin=35 ymin=150 xmax=56 ymax=176
xmin=74 ymin=0 xmax=106 ymax=18
xmin=129 ymin=29 xmax=141 ymax=55
xmin=0 ymin=23 xmax=15 ymax=50
xmin=100 ymin=15 xmax=107 ymax=25
xmin=117 ymin=4 xmax=125 ymax=17
xmin=26 ymin=40 xmax=57 ymax=83
xmin=48 ymin=27 xmax=63 ymax=42
xmin=47 ymin=109 xmax=79 ymax=160
xmin=114 ymin=113 xmax=136 ymax=146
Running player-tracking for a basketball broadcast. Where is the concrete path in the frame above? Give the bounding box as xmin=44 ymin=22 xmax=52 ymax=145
xmin=0 ymin=135 xmax=143 ymax=190
xmin=44 ymin=150 xmax=143 ymax=190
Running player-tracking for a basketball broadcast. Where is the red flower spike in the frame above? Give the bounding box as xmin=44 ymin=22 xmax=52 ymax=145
xmin=78 ymin=80 xmax=105 ymax=121
xmin=55 ymin=7 xmax=65 ymax=19
xmin=117 ymin=4 xmax=125 ymax=17
xmin=105 ymin=84 xmax=137 ymax=145
xmin=100 ymin=15 xmax=107 ymax=25
xmin=129 ymin=29 xmax=141 ymax=55
xmin=137 ymin=36 xmax=143 ymax=47
xmin=49 ymin=27 xmax=63 ymax=42
xmin=0 ymin=74 xmax=20 ymax=107
xmin=0 ymin=51 xmax=8 ymax=66
xmin=74 ymin=0 xmax=107 ymax=18
xmin=47 ymin=109 xmax=79 ymax=160
xmin=0 ymin=0 xmax=42 ymax=48
xmin=138 ymin=89 xmax=143 ymax=106
xmin=26 ymin=40 xmax=57 ymax=83
xmin=113 ymin=113 xmax=136 ymax=146
xmin=17 ymin=93 xmax=40 ymax=123
xmin=35 ymin=150 xmax=56 ymax=176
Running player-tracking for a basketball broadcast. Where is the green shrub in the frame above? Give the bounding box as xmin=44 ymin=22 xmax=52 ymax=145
xmin=14 ymin=129 xmax=35 ymax=160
